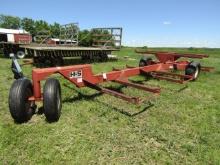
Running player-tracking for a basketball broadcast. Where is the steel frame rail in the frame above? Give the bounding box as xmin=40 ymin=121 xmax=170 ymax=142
xmin=29 ymin=51 xmax=213 ymax=104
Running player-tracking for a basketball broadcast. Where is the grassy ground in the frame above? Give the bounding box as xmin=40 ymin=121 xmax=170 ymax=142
xmin=0 ymin=47 xmax=219 ymax=164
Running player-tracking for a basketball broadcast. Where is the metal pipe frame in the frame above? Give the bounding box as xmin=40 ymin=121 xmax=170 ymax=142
xmin=135 ymin=50 xmax=210 ymax=63
xmin=29 ymin=51 xmax=213 ymax=104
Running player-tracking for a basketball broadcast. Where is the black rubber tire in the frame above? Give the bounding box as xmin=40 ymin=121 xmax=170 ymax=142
xmin=185 ymin=61 xmax=201 ymax=80
xmin=43 ymin=78 xmax=62 ymax=122
xmin=8 ymin=78 xmax=34 ymax=123
xmin=139 ymin=56 xmax=152 ymax=67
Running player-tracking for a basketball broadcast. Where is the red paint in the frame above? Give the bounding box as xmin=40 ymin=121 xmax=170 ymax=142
xmin=46 ymin=39 xmax=56 ymax=45
xmin=14 ymin=34 xmax=32 ymax=44
xmin=28 ymin=51 xmax=212 ymax=104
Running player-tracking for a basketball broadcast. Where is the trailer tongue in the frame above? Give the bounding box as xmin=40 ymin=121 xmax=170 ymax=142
xmin=8 ymin=51 xmax=213 ymax=123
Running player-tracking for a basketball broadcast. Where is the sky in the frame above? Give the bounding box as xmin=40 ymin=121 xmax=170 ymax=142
xmin=0 ymin=0 xmax=219 ymax=47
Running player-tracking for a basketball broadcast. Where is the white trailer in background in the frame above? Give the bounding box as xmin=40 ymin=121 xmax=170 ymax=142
xmin=0 ymin=28 xmax=32 ymax=58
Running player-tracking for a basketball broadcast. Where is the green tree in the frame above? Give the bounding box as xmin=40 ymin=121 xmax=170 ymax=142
xmin=50 ymin=22 xmax=61 ymax=38
xmin=35 ymin=20 xmax=50 ymax=33
xmin=21 ymin=17 xmax=35 ymax=35
xmin=0 ymin=14 xmax=113 ymax=47
xmin=78 ymin=30 xmax=93 ymax=46
xmin=0 ymin=14 xmax=21 ymax=29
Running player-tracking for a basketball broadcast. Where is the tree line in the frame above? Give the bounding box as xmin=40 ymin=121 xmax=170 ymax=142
xmin=0 ymin=15 xmax=60 ymax=37
xmin=0 ymin=14 xmax=114 ymax=47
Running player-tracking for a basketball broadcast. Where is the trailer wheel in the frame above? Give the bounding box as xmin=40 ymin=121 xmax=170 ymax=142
xmin=139 ymin=56 xmax=152 ymax=67
xmin=185 ymin=61 xmax=201 ymax=80
xmin=16 ymin=50 xmax=25 ymax=59
xmin=43 ymin=78 xmax=62 ymax=122
xmin=8 ymin=78 xmax=34 ymax=123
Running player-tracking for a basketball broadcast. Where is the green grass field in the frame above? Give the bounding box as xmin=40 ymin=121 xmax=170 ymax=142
xmin=0 ymin=47 xmax=220 ymax=164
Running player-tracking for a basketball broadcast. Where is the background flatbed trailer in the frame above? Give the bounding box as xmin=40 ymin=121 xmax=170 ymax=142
xmin=1 ymin=26 xmax=122 ymax=66
xmin=20 ymin=45 xmax=118 ymax=66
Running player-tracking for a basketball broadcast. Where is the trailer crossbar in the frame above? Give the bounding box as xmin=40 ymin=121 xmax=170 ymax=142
xmin=84 ymin=80 xmax=141 ymax=104
xmin=114 ymin=78 xmax=161 ymax=93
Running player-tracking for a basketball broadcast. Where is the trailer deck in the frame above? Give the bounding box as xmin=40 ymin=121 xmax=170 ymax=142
xmin=20 ymin=45 xmax=118 ymax=51
xmin=1 ymin=26 xmax=123 ymax=65
xmin=20 ymin=44 xmax=118 ymax=66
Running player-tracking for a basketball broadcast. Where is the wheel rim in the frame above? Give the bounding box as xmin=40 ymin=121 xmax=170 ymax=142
xmin=17 ymin=51 xmax=25 ymax=59
xmin=139 ymin=61 xmax=145 ymax=67
xmin=194 ymin=67 xmax=199 ymax=79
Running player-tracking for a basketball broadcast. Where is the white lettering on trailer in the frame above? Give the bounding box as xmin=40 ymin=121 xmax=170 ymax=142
xmin=103 ymin=73 xmax=107 ymax=80
xmin=77 ymin=78 xmax=83 ymax=83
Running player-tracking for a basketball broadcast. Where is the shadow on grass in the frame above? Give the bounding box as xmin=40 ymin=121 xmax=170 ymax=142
xmin=63 ymin=92 xmax=103 ymax=102
xmin=62 ymin=83 xmax=125 ymax=102
xmin=215 ymin=71 xmax=220 ymax=75
xmin=160 ymin=84 xmax=189 ymax=93
xmin=62 ymin=83 xmax=154 ymax=117
xmin=96 ymin=99 xmax=154 ymax=117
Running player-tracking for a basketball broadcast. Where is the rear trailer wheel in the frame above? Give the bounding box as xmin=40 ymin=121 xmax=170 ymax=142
xmin=139 ymin=56 xmax=153 ymax=77
xmin=16 ymin=50 xmax=25 ymax=59
xmin=43 ymin=78 xmax=62 ymax=122
xmin=139 ymin=56 xmax=152 ymax=67
xmin=185 ymin=62 xmax=201 ymax=80
xmin=8 ymin=79 xmax=34 ymax=123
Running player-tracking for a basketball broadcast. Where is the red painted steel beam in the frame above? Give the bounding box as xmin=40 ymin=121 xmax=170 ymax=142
xmin=91 ymin=64 xmax=164 ymax=84
xmin=114 ymin=78 xmax=161 ymax=93
xmin=135 ymin=50 xmax=209 ymax=63
xmin=136 ymin=50 xmax=209 ymax=58
xmin=174 ymin=53 xmax=209 ymax=58
xmin=83 ymin=80 xmax=141 ymax=104
xmin=200 ymin=66 xmax=215 ymax=72
xmin=151 ymin=74 xmax=185 ymax=84
xmin=101 ymin=88 xmax=141 ymax=104
xmin=150 ymin=71 xmax=193 ymax=84
xmin=32 ymin=64 xmax=92 ymax=98
xmin=151 ymin=71 xmax=192 ymax=79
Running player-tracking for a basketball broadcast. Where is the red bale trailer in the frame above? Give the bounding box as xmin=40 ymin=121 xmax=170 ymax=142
xmin=8 ymin=51 xmax=213 ymax=123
